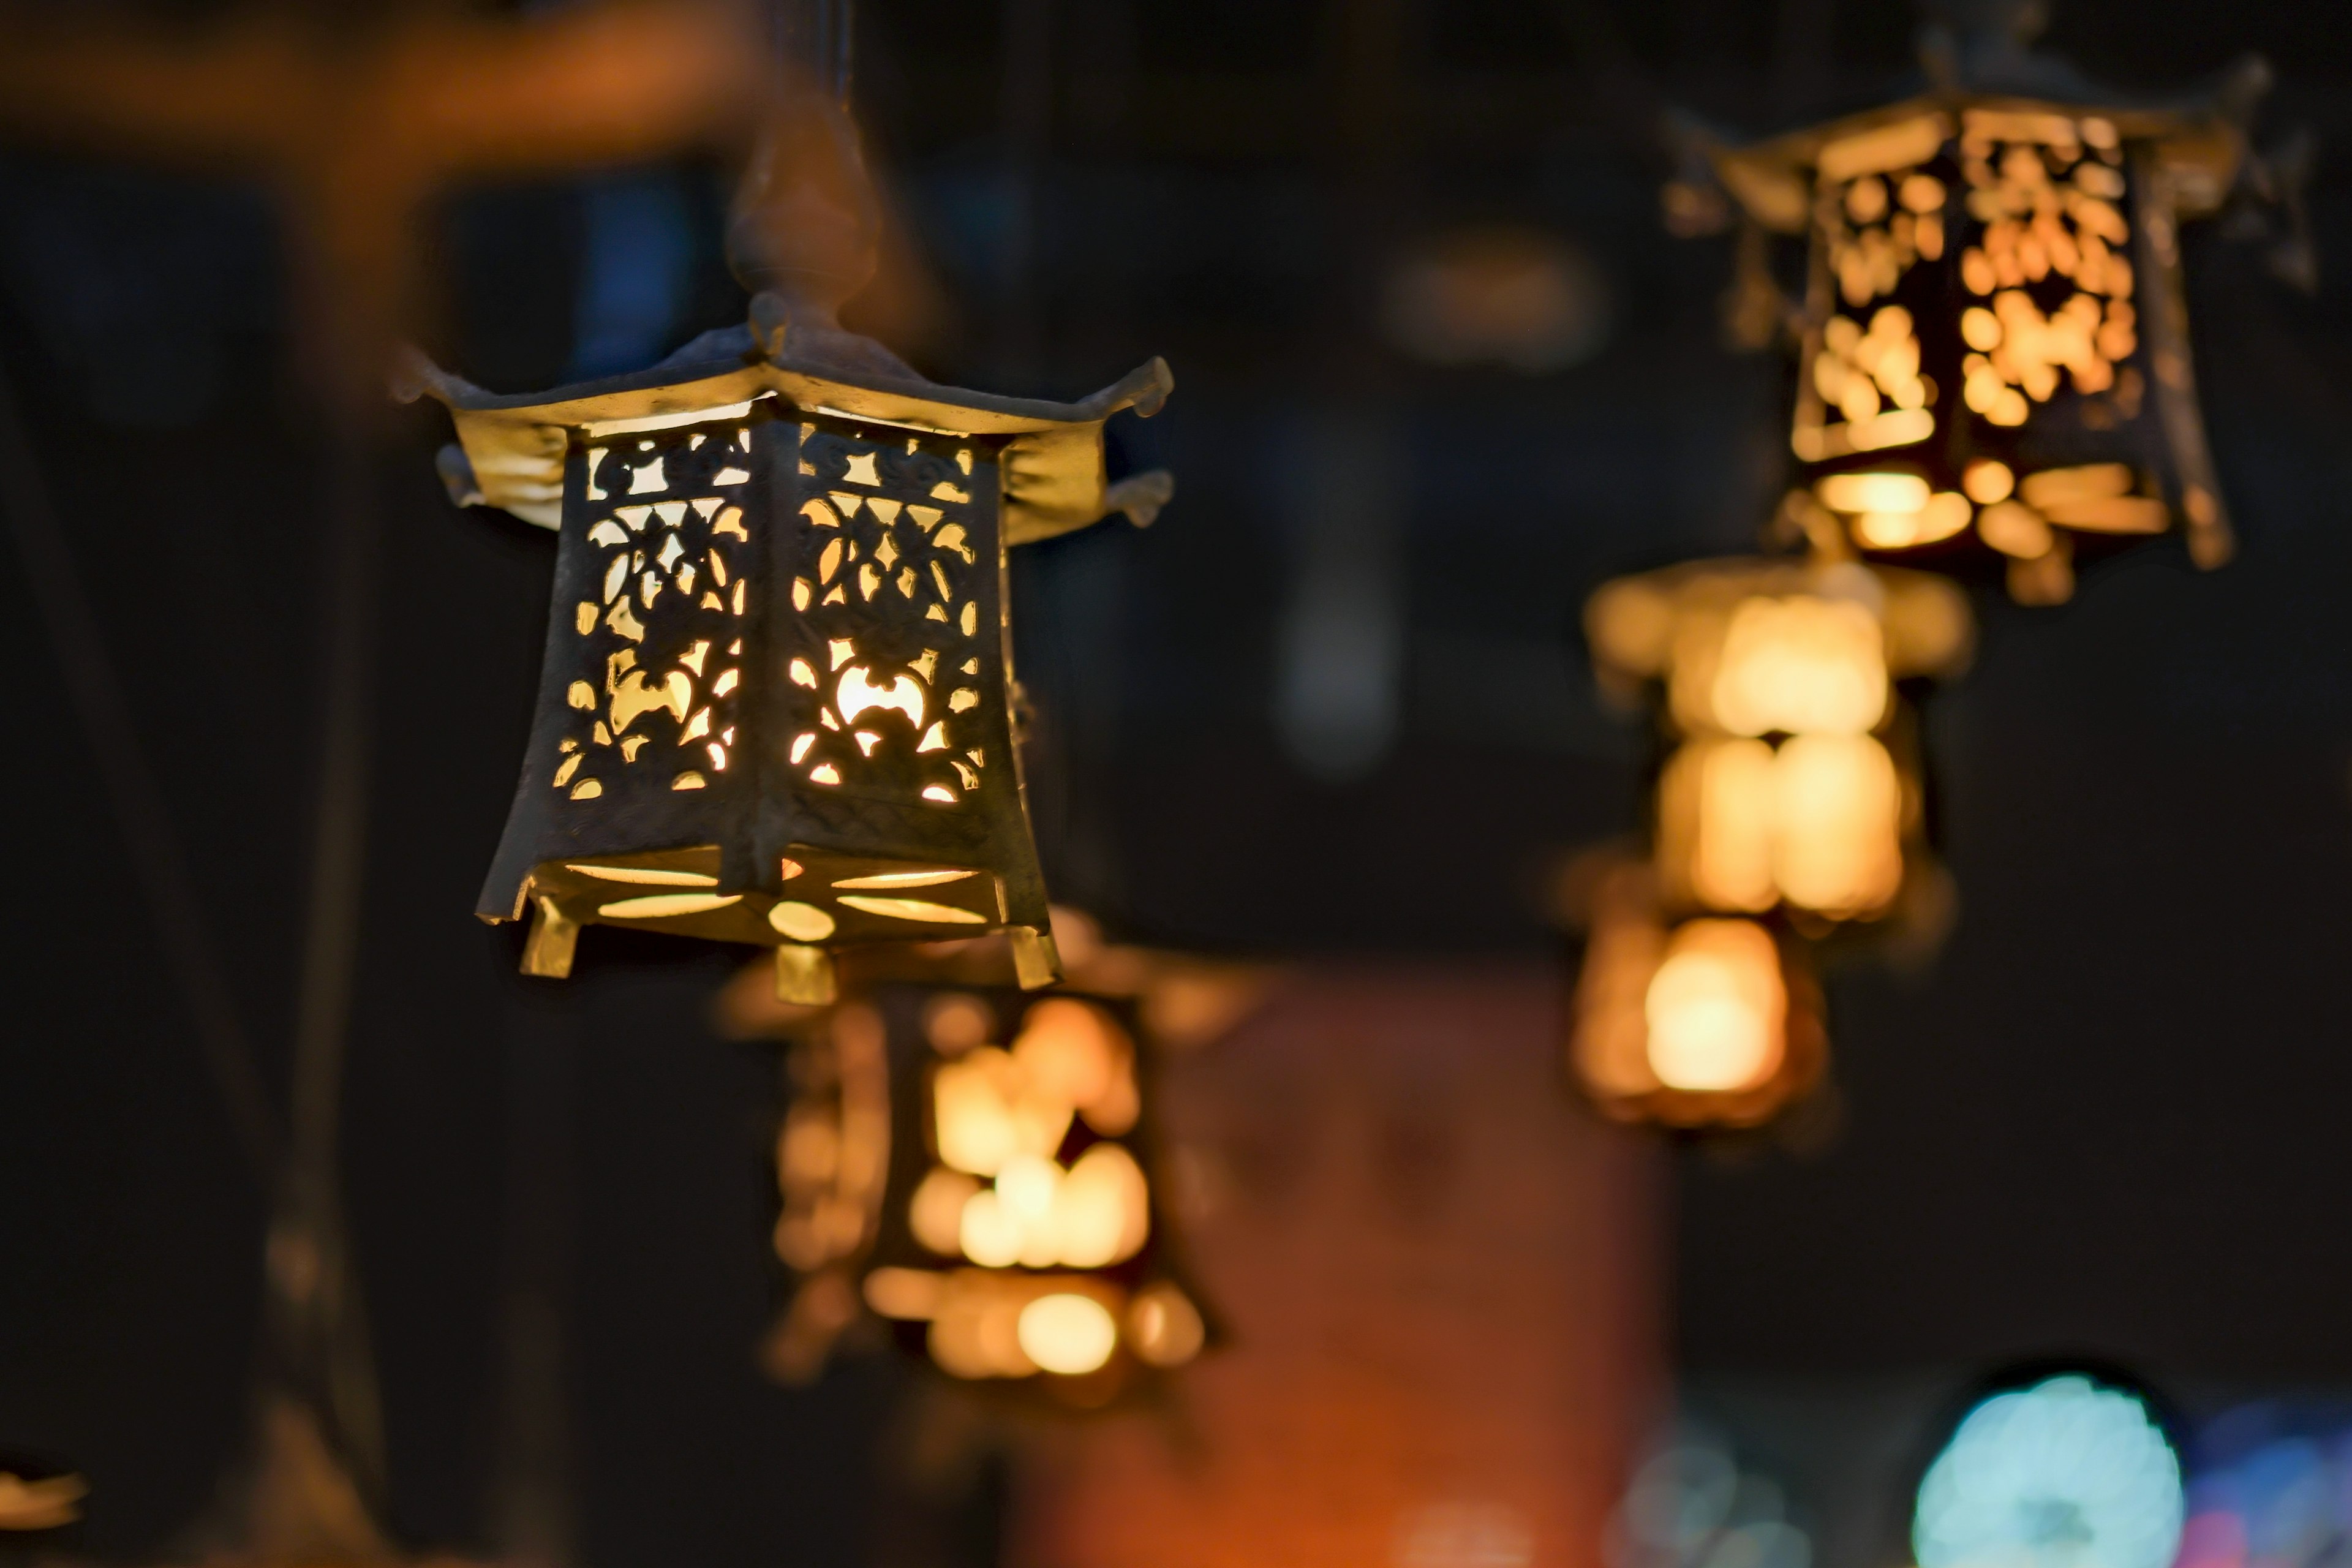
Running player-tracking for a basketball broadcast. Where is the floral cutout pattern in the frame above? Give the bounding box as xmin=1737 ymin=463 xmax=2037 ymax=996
xmin=781 ymin=426 xmax=993 ymax=810
xmin=552 ymin=418 xmax=756 ymax=800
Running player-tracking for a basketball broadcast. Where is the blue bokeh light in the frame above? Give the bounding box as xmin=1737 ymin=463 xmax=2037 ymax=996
xmin=1915 ymin=1375 xmax=2185 ymax=1568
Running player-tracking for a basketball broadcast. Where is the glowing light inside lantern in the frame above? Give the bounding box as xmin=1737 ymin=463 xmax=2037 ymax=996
xmin=1643 ymin=920 xmax=1786 ymax=1092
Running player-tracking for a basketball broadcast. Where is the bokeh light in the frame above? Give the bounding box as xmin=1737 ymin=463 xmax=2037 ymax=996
xmin=1915 ymin=1375 xmax=2184 ymax=1568
xmin=1644 ymin=920 xmax=1786 ymax=1093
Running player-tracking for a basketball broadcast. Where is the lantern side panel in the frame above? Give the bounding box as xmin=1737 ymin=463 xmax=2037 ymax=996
xmin=476 ymin=408 xmax=772 ymax=923
xmin=750 ymin=413 xmax=1052 ymax=936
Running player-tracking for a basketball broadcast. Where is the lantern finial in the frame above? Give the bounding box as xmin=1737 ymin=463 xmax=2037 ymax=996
xmin=726 ymin=83 xmax=910 ymax=380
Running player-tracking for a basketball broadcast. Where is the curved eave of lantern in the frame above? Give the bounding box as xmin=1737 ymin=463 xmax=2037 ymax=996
xmin=1705 ymin=88 xmax=2254 ymax=239
xmin=1585 ymin=556 xmax=1976 ymax=696
xmin=396 ymin=341 xmax=1174 ymax=546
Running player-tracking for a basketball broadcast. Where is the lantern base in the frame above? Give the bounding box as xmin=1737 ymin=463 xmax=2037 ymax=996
xmin=505 ymin=845 xmax=1052 ymax=976
xmin=774 ymin=944 xmax=839 ymax=1006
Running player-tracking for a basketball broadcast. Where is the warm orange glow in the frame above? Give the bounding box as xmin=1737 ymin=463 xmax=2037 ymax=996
xmin=767 ymin=900 xmax=835 ymax=941
xmin=922 ymin=1270 xmax=1133 ymax=1382
xmin=927 ymin=1272 xmax=1039 ymax=1378
xmin=1567 ymin=867 xmax=1672 ymax=1099
xmin=1770 ymin=734 xmax=1904 ymax=916
xmin=837 ymin=894 xmax=987 ymax=924
xmin=923 ymin=998 xmax=1152 ymax=1276
xmin=0 ymin=1473 xmax=86 ymax=1532
xmin=2039 ymin=494 xmax=2168 ymax=533
xmin=958 ymin=1188 xmax=1023 ymax=1267
xmin=932 ymin=1046 xmax=1072 ymax=1176
xmin=1816 ymin=471 xmax=1928 ymax=516
xmin=1709 ymin=594 xmax=1888 ymax=736
xmin=1055 ymin=1143 xmax=1151 ymax=1267
xmin=1013 ymin=997 xmax=1140 ymax=1134
xmin=831 ymin=867 xmax=976 ymax=889
xmin=997 ymin=1150 xmax=1061 ymax=1223
xmin=862 ymin=1265 xmax=943 ymax=1321
xmin=1583 ymin=578 xmax=1676 ymax=676
xmin=1586 ymin=561 xmax=1959 ymax=949
xmin=948 ymin=1141 xmax=1148 ymax=1270
xmin=909 ymin=1167 xmax=979 ymax=1254
xmin=595 ymin=891 xmax=741 ymax=919
xmin=1978 ymin=500 xmax=2054 ymax=559
xmin=1962 ymin=459 xmax=2015 ymax=503
xmin=1018 ymin=1292 xmax=1119 ymax=1374
xmin=1667 ymin=737 xmax=1777 ymax=913
xmin=1880 ymin=489 xmax=1972 ymax=548
xmin=1642 ymin=920 xmax=1786 ymax=1092
xmin=1127 ymin=1283 xmax=1205 ymax=1368
xmin=2019 ymin=462 xmax=2132 ymax=507
xmin=565 ymin=862 xmax=717 ymax=886
xmin=922 ymin=992 xmax=994 ymax=1054
xmin=1664 ymin=733 xmax=1903 ymax=919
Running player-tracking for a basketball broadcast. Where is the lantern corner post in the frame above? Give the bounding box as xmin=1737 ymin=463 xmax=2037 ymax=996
xmin=1009 ymin=924 xmax=1061 ymax=990
xmin=520 ymin=895 xmax=581 ymax=979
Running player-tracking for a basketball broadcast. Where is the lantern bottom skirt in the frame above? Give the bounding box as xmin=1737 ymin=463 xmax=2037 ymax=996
xmin=503 ymin=841 xmax=1062 ymax=997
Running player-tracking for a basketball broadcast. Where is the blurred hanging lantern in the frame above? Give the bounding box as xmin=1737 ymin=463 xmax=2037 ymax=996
xmin=0 ymin=1449 xmax=85 ymax=1567
xmin=1379 ymin=225 xmax=1613 ymax=374
xmin=760 ymin=979 xmax=1212 ymax=1404
xmin=402 ymin=86 xmax=1174 ymax=1005
xmin=1570 ymin=557 xmax=1972 ymax=1127
xmin=1670 ymin=0 xmax=2280 ymax=603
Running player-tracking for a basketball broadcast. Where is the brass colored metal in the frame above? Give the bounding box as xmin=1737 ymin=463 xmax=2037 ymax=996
xmin=520 ymin=895 xmax=580 ymax=979
xmin=774 ymin=944 xmax=839 ymax=1007
xmin=1009 ymin=925 xmax=1061 ymax=991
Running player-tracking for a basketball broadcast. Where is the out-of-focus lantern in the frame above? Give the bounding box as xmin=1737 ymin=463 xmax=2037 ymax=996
xmin=761 ymin=981 xmax=1210 ymax=1404
xmin=1678 ymin=1 xmax=2269 ymax=603
xmin=1567 ymin=856 xmax=1829 ymax=1130
xmin=1572 ymin=557 xmax=1972 ymax=1126
xmin=403 ymin=92 xmax=1172 ymax=1005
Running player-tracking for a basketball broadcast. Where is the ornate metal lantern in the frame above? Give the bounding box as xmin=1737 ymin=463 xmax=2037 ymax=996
xmin=761 ymin=979 xmax=1210 ymax=1403
xmin=1571 ymin=557 xmax=1972 ymax=1126
xmin=404 ymin=97 xmax=1172 ymax=1004
xmin=1682 ymin=2 xmax=2267 ymax=603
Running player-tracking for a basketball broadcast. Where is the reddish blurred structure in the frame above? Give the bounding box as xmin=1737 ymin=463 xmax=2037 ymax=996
xmin=1011 ymin=965 xmax=1664 ymax=1568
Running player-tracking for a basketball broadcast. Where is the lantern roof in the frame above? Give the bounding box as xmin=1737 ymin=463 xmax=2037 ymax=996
xmin=398 ymin=326 xmax=1173 ymax=545
xmin=1585 ymin=556 xmax=1975 ymax=687
xmin=1692 ymin=35 xmax=2268 ymax=236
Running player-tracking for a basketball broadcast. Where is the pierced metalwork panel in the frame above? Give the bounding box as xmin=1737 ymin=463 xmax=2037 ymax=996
xmin=752 ymin=415 xmax=1029 ymax=884
xmin=478 ymin=407 xmax=769 ymax=918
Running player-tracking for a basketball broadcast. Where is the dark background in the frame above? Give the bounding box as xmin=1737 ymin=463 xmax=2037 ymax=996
xmin=3 ymin=0 xmax=2351 ymax=1564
